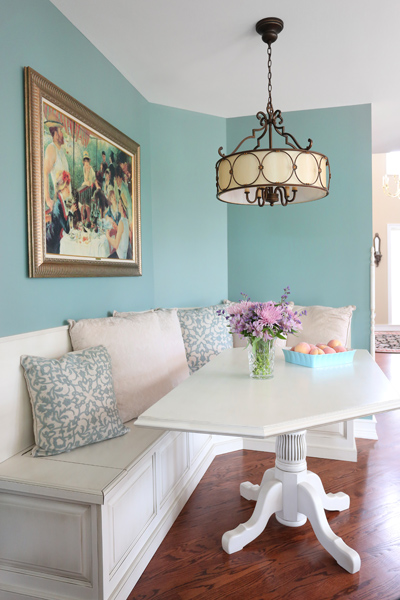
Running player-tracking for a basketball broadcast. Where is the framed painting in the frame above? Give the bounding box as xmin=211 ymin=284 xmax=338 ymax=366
xmin=24 ymin=67 xmax=141 ymax=277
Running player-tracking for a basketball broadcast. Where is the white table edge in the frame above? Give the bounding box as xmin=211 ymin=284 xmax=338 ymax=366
xmin=135 ymin=399 xmax=400 ymax=439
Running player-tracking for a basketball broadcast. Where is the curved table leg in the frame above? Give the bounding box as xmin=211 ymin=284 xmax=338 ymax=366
xmin=298 ymin=481 xmax=361 ymax=574
xmin=306 ymin=471 xmax=350 ymax=511
xmin=240 ymin=468 xmax=276 ymax=501
xmin=224 ymin=431 xmax=359 ymax=573
xmin=222 ymin=479 xmax=282 ymax=554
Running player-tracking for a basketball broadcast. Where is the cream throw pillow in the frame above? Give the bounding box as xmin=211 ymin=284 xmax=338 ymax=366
xmin=113 ymin=308 xmax=189 ymax=388
xmin=285 ymin=305 xmax=356 ymax=348
xmin=69 ymin=310 xmax=189 ymax=422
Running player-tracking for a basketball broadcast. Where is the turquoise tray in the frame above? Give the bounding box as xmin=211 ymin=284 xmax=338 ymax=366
xmin=282 ymin=347 xmax=356 ymax=368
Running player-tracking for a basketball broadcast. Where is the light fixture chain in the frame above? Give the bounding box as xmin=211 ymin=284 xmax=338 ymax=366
xmin=267 ymin=43 xmax=273 ymax=116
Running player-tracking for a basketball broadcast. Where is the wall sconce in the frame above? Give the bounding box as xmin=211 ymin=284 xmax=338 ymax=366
xmin=374 ymin=233 xmax=382 ymax=266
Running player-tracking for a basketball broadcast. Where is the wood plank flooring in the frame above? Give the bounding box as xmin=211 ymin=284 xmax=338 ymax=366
xmin=130 ymin=353 xmax=400 ymax=600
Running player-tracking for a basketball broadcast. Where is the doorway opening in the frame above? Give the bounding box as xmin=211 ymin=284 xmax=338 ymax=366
xmin=388 ymin=224 xmax=400 ymax=325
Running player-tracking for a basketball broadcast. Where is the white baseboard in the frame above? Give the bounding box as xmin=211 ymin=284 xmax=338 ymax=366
xmin=354 ymin=416 xmax=378 ymax=440
xmin=212 ymin=436 xmax=243 ymax=455
xmin=375 ymin=324 xmax=400 ymax=332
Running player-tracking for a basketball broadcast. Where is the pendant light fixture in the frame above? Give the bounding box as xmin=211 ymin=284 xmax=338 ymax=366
xmin=216 ymin=18 xmax=331 ymax=207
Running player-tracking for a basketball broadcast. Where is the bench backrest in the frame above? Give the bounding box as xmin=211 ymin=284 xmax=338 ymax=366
xmin=0 ymin=326 xmax=71 ymax=462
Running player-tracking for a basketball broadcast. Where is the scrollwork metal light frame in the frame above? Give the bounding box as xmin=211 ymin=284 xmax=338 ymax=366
xmin=216 ymin=18 xmax=331 ymax=207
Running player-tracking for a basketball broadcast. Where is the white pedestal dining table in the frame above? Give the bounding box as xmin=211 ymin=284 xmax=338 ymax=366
xmin=135 ymin=348 xmax=400 ymax=574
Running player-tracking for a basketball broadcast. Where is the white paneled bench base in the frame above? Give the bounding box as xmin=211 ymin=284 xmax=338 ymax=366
xmin=0 ymin=325 xmax=375 ymax=600
xmin=0 ymin=425 xmax=222 ymax=600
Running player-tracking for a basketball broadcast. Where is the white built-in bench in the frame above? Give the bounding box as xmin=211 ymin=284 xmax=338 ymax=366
xmin=0 ymin=317 xmax=377 ymax=600
xmin=0 ymin=325 xmax=242 ymax=600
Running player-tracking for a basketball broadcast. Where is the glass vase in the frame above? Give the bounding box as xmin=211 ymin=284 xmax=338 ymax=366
xmin=247 ymin=338 xmax=275 ymax=379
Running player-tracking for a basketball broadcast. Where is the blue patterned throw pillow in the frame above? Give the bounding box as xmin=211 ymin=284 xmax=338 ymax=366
xmin=177 ymin=305 xmax=233 ymax=374
xmin=21 ymin=345 xmax=129 ymax=457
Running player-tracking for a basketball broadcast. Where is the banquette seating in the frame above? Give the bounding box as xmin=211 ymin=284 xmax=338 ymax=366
xmin=0 ymin=302 xmax=373 ymax=600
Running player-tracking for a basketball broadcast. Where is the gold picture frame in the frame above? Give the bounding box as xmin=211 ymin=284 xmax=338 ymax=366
xmin=24 ymin=67 xmax=141 ymax=278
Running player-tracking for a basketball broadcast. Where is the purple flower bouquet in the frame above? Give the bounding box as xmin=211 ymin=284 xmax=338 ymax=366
xmin=220 ymin=288 xmax=305 ymax=379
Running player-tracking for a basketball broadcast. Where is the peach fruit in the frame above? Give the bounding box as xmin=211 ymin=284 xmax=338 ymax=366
xmin=309 ymin=348 xmax=319 ymax=355
xmin=327 ymin=339 xmax=342 ymax=349
xmin=323 ymin=346 xmax=335 ymax=354
xmin=316 ymin=348 xmax=324 ymax=355
xmin=316 ymin=344 xmax=328 ymax=350
xmin=293 ymin=342 xmax=311 ymax=354
xmin=334 ymin=345 xmax=347 ymax=353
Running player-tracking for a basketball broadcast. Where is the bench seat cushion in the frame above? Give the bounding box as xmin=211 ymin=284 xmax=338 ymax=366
xmin=0 ymin=422 xmax=164 ymax=503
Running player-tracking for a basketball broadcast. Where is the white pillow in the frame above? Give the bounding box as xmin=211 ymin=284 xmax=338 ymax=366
xmin=285 ymin=305 xmax=356 ymax=348
xmin=69 ymin=310 xmax=188 ymax=422
xmin=113 ymin=308 xmax=189 ymax=388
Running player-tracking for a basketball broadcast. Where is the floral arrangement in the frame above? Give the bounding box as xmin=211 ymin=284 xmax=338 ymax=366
xmin=220 ymin=288 xmax=305 ymax=378
xmin=221 ymin=287 xmax=305 ymax=343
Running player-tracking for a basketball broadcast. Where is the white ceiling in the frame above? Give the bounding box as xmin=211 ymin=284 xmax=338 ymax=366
xmin=50 ymin=0 xmax=400 ymax=154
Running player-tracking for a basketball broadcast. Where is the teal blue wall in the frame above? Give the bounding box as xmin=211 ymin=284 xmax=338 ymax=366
xmin=0 ymin=0 xmax=227 ymax=337
xmin=227 ymin=105 xmax=372 ymax=349
xmin=0 ymin=2 xmax=372 ymax=345
xmin=0 ymin=0 xmax=153 ymax=336
xmin=150 ymin=104 xmax=227 ymax=308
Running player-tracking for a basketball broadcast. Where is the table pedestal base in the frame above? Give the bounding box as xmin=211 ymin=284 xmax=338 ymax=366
xmin=221 ymin=430 xmax=361 ymax=574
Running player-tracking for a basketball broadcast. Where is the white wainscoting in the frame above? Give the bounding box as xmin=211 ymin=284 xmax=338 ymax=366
xmin=354 ymin=415 xmax=378 ymax=440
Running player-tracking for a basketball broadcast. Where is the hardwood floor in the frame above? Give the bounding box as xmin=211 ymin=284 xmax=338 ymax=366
xmin=130 ymin=353 xmax=400 ymax=600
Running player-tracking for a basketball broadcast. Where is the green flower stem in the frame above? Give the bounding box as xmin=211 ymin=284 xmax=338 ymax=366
xmin=248 ymin=338 xmax=275 ymax=379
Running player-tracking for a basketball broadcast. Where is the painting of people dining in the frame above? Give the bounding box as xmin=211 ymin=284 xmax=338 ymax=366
xmin=25 ymin=67 xmax=141 ymax=278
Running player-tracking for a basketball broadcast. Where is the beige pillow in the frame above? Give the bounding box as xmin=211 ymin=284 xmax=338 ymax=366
xmin=69 ymin=310 xmax=188 ymax=422
xmin=114 ymin=308 xmax=189 ymax=388
xmin=285 ymin=305 xmax=356 ymax=348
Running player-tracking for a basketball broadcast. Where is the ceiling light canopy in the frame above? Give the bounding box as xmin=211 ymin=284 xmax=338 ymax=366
xmin=216 ymin=18 xmax=331 ymax=207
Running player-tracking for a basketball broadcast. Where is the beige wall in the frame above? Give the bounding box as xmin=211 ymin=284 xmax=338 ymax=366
xmin=372 ymin=153 xmax=400 ymax=324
